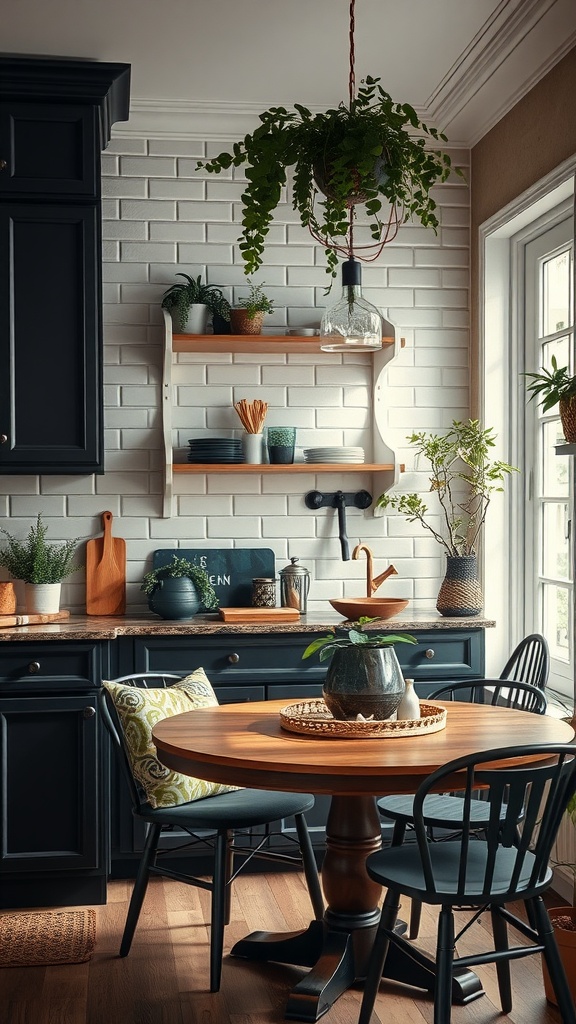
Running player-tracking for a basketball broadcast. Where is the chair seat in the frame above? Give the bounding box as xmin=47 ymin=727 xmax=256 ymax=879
xmin=378 ymin=792 xmax=500 ymax=829
xmin=365 ymin=841 xmax=551 ymax=904
xmin=139 ymin=788 xmax=315 ymax=830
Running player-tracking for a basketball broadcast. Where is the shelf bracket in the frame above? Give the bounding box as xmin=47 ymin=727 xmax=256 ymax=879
xmin=305 ymin=490 xmax=372 ymax=561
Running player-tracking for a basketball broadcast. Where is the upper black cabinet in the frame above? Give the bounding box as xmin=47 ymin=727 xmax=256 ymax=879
xmin=0 ymin=54 xmax=130 ymax=474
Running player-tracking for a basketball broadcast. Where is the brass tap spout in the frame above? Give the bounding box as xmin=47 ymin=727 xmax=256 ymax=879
xmin=352 ymin=543 xmax=398 ymax=597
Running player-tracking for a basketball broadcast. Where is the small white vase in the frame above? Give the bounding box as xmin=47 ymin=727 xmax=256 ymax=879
xmin=242 ymin=432 xmax=264 ymax=464
xmin=396 ymin=678 xmax=420 ymax=721
xmin=24 ymin=582 xmax=61 ymax=614
xmin=175 ymin=304 xmax=210 ymax=334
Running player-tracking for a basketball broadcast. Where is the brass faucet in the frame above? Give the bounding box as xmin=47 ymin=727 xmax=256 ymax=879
xmin=352 ymin=543 xmax=398 ymax=597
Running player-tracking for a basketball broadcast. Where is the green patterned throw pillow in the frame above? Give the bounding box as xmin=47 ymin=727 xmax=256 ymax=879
xmin=103 ymin=668 xmax=239 ymax=809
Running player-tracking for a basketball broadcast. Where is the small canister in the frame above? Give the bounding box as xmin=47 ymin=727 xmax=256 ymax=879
xmin=252 ymin=577 xmax=276 ymax=608
xmin=279 ymin=557 xmax=311 ymax=614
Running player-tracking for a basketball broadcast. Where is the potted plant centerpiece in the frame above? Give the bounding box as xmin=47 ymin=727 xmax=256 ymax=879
xmin=230 ymin=282 xmax=275 ymax=336
xmin=161 ymin=273 xmax=230 ymax=334
xmin=197 ymin=75 xmax=458 ymax=286
xmin=141 ymin=554 xmax=218 ymax=620
xmin=376 ymin=420 xmax=517 ymax=617
xmin=0 ymin=513 xmax=81 ymax=614
xmin=302 ymin=620 xmax=416 ymax=720
xmin=523 ymin=356 xmax=576 ymax=443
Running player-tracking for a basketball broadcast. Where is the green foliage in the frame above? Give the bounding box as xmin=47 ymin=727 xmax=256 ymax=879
xmin=376 ymin=420 xmax=517 ymax=557
xmin=302 ymin=618 xmax=416 ymax=663
xmin=140 ymin=555 xmax=218 ymax=611
xmin=237 ymin=281 xmax=274 ymax=318
xmin=523 ymin=355 xmax=576 ymax=412
xmin=0 ymin=514 xmax=80 ymax=584
xmin=161 ymin=273 xmax=228 ymax=331
xmin=197 ymin=77 xmax=460 ymax=282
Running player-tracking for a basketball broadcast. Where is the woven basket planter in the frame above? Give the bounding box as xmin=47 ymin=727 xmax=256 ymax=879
xmin=436 ymin=554 xmax=483 ymax=618
xmin=560 ymin=396 xmax=576 ymax=443
xmin=230 ymin=309 xmax=264 ymax=335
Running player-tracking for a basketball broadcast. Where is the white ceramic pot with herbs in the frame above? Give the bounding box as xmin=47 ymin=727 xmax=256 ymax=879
xmin=0 ymin=513 xmax=81 ymax=614
xmin=161 ymin=273 xmax=230 ymax=335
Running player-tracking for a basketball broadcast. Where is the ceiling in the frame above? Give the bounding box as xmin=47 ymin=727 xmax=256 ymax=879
xmin=4 ymin=0 xmax=576 ymax=145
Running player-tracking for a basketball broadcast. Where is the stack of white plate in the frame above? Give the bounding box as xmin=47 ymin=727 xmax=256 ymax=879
xmin=303 ymin=446 xmax=365 ymax=464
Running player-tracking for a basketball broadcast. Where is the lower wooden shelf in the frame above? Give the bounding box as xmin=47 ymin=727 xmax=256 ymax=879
xmin=173 ymin=462 xmax=395 ymax=474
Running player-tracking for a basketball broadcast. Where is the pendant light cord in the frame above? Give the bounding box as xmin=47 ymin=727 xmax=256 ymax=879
xmin=349 ymin=0 xmax=356 ymax=109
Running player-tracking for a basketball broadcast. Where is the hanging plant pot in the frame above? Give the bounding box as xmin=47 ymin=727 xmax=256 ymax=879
xmin=313 ymin=154 xmax=389 ymax=207
xmin=323 ymin=645 xmax=405 ymax=720
xmin=560 ymin=396 xmax=576 ymax=443
xmin=436 ymin=555 xmax=483 ymax=618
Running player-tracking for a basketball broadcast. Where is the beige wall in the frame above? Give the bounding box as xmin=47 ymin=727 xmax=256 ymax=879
xmin=470 ymin=45 xmax=576 ymax=410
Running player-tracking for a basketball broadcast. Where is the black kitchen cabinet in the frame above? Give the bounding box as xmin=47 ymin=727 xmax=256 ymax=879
xmin=0 ymin=640 xmax=109 ymax=908
xmin=0 ymin=54 xmax=130 ymax=474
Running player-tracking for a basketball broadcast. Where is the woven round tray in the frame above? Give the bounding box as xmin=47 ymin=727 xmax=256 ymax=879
xmin=279 ymin=699 xmax=447 ymax=739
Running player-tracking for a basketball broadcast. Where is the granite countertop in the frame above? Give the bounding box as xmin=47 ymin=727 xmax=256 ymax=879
xmin=0 ymin=609 xmax=496 ymax=642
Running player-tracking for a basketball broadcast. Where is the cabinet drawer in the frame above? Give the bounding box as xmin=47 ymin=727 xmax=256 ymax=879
xmin=395 ymin=631 xmax=483 ymax=681
xmin=0 ymin=642 xmax=102 ymax=693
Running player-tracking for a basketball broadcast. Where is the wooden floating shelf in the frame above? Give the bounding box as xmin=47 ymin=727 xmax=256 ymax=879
xmin=172 ymin=333 xmax=397 ymax=355
xmin=173 ymin=462 xmax=395 ymax=475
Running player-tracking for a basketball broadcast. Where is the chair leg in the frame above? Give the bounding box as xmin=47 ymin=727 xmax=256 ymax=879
xmin=490 ymin=906 xmax=512 ymax=1013
xmin=120 ymin=822 xmax=162 ymax=957
xmin=435 ymin=906 xmax=455 ymax=1024
xmin=358 ymin=887 xmax=401 ymax=1024
xmin=294 ymin=812 xmax=324 ymax=920
xmin=530 ymin=896 xmax=576 ymax=1024
xmin=409 ymin=898 xmax=423 ymax=940
xmin=209 ymin=830 xmax=229 ymax=993
xmin=224 ymin=829 xmax=233 ymax=926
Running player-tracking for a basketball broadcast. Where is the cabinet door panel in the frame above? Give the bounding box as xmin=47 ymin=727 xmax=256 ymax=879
xmin=0 ymin=695 xmax=100 ymax=872
xmin=0 ymin=103 xmax=98 ymax=196
xmin=0 ymin=203 xmax=102 ymax=471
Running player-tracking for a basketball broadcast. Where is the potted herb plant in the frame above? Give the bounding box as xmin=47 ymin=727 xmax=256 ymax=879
xmin=543 ymin=791 xmax=576 ymax=1007
xmin=523 ymin=356 xmax=576 ymax=443
xmin=376 ymin=420 xmax=517 ymax=617
xmin=0 ymin=513 xmax=81 ymax=614
xmin=197 ymin=76 xmax=458 ymax=284
xmin=141 ymin=554 xmax=218 ymax=620
xmin=302 ymin=620 xmax=416 ymax=720
xmin=161 ymin=273 xmax=229 ymax=334
xmin=230 ymin=282 xmax=275 ymax=336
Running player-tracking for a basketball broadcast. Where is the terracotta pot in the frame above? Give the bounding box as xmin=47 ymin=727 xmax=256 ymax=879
xmin=0 ymin=581 xmax=16 ymax=614
xmin=542 ymin=906 xmax=576 ymax=1007
xmin=230 ymin=309 xmax=264 ymax=335
xmin=436 ymin=554 xmax=483 ymax=618
xmin=560 ymin=396 xmax=576 ymax=443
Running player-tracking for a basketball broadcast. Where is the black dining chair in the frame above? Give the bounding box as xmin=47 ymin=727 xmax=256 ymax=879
xmin=358 ymin=743 xmax=576 ymax=1024
xmin=100 ymin=672 xmax=324 ymax=992
xmin=499 ymin=632 xmax=550 ymax=690
xmin=377 ymin=678 xmax=548 ymax=939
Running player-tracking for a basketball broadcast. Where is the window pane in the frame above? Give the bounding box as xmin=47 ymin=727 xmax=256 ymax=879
xmin=542 ymin=582 xmax=569 ymax=662
xmin=542 ymin=421 xmax=569 ymax=495
xmin=541 ymin=335 xmax=570 ymax=374
xmin=542 ymin=502 xmax=569 ymax=579
xmin=543 ymin=250 xmax=571 ymax=336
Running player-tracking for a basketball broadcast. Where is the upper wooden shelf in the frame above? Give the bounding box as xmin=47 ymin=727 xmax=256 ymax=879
xmin=172 ymin=333 xmax=397 ymax=355
xmin=174 ymin=462 xmax=396 ymax=475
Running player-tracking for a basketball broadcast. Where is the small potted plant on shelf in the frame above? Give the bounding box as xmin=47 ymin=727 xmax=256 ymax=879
xmin=230 ymin=282 xmax=275 ymax=336
xmin=302 ymin=619 xmax=416 ymax=720
xmin=161 ymin=273 xmax=229 ymax=334
xmin=523 ymin=356 xmax=576 ymax=443
xmin=376 ymin=420 xmax=517 ymax=617
xmin=141 ymin=554 xmax=218 ymax=620
xmin=0 ymin=513 xmax=81 ymax=614
xmin=209 ymin=291 xmax=232 ymax=335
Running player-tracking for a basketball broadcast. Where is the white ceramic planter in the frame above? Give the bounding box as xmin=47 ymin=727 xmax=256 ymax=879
xmin=24 ymin=582 xmax=61 ymax=614
xmin=177 ymin=304 xmax=210 ymax=334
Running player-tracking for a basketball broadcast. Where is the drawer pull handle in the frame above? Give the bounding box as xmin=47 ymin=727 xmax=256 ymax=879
xmin=0 ymin=160 xmax=6 ymax=171
xmin=28 ymin=661 xmax=41 ymax=674
xmin=0 ymin=434 xmax=7 ymax=444
xmin=83 ymin=706 xmax=96 ymax=719
xmin=228 ymin=653 xmax=240 ymax=665
xmin=424 ymin=649 xmax=435 ymax=660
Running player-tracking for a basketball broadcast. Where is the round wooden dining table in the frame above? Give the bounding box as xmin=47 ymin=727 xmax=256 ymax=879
xmin=153 ymin=698 xmax=574 ymax=1022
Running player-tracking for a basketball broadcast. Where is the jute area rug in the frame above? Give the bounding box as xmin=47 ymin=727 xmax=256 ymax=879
xmin=0 ymin=909 xmax=96 ymax=967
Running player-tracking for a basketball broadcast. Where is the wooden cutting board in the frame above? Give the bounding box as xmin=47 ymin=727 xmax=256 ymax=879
xmin=0 ymin=610 xmax=70 ymax=628
xmin=86 ymin=511 xmax=126 ymax=615
xmin=218 ymin=607 xmax=300 ymax=623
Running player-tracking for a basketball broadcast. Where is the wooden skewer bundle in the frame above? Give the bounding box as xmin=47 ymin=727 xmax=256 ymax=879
xmin=234 ymin=398 xmax=268 ymax=434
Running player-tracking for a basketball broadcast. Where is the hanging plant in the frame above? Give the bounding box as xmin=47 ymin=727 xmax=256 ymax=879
xmin=197 ymin=75 xmax=458 ymax=283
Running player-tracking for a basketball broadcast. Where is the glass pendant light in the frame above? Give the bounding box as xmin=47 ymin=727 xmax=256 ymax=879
xmin=320 ymin=258 xmax=382 ymax=351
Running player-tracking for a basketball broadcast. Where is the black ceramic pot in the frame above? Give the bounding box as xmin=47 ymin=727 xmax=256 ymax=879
xmin=148 ymin=578 xmax=200 ymax=619
xmin=323 ymin=645 xmax=405 ymax=721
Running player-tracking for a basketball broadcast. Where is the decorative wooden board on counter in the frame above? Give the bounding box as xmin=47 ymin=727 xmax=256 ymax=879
xmin=0 ymin=610 xmax=71 ymax=628
xmin=218 ymin=607 xmax=300 ymax=623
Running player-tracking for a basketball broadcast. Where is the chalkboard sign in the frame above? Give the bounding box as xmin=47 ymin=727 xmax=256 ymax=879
xmin=152 ymin=548 xmax=276 ymax=608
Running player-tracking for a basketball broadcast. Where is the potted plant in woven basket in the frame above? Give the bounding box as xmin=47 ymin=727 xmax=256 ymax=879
xmin=523 ymin=356 xmax=576 ymax=443
xmin=302 ymin=620 xmax=416 ymax=721
xmin=376 ymin=420 xmax=517 ymax=617
xmin=230 ymin=282 xmax=275 ymax=336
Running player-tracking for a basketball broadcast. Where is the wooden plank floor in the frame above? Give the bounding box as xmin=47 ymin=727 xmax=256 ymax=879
xmin=0 ymin=873 xmax=567 ymax=1024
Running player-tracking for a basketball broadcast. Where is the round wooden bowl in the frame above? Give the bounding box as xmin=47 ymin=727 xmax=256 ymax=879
xmin=329 ymin=597 xmax=409 ymax=620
